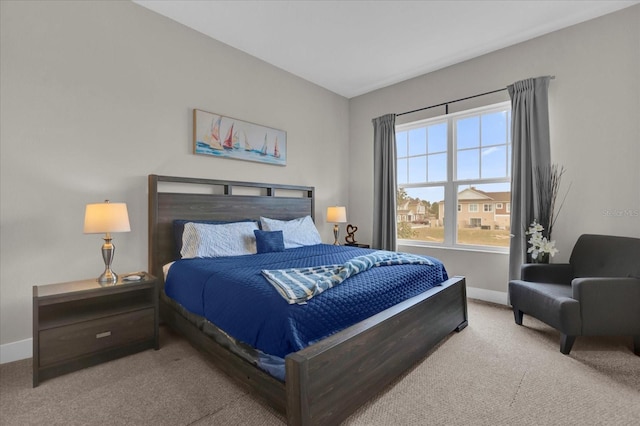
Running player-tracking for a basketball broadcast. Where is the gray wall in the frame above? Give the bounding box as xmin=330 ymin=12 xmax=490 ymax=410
xmin=349 ymin=5 xmax=640 ymax=300
xmin=0 ymin=1 xmax=349 ymax=352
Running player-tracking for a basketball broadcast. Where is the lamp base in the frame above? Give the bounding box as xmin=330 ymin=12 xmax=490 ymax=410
xmin=333 ymin=224 xmax=340 ymax=245
xmin=98 ymin=234 xmax=118 ymax=285
xmin=98 ymin=269 xmax=118 ymax=285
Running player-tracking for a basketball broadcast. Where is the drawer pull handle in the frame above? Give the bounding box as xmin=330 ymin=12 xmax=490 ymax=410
xmin=96 ymin=331 xmax=112 ymax=339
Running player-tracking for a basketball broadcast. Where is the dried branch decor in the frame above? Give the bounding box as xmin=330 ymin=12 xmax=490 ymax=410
xmin=534 ymin=164 xmax=570 ymax=239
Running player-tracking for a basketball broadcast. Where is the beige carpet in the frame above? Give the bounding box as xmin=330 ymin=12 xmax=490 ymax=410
xmin=2 ymin=300 xmax=639 ymax=425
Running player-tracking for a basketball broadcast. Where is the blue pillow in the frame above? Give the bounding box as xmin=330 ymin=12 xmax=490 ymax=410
xmin=254 ymin=230 xmax=285 ymax=254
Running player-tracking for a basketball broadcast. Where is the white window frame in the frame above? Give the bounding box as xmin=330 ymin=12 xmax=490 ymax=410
xmin=483 ymin=204 xmax=493 ymax=212
xmin=396 ymin=101 xmax=511 ymax=252
xmin=469 ymin=204 xmax=479 ymax=212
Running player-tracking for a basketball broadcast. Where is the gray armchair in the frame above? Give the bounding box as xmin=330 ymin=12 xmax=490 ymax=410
xmin=509 ymin=234 xmax=640 ymax=355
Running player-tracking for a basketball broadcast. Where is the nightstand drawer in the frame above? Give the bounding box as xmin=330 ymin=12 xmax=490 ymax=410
xmin=39 ymin=308 xmax=155 ymax=367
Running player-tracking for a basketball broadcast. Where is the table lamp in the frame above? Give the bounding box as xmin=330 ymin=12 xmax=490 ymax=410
xmin=326 ymin=206 xmax=347 ymax=245
xmin=84 ymin=200 xmax=131 ymax=284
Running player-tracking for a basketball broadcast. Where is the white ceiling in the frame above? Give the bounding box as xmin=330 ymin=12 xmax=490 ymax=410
xmin=133 ymin=0 xmax=638 ymax=98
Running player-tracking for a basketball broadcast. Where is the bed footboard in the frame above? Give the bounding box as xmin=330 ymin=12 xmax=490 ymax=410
xmin=285 ymin=276 xmax=467 ymax=425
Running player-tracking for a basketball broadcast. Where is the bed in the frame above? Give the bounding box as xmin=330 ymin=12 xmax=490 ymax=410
xmin=148 ymin=174 xmax=468 ymax=425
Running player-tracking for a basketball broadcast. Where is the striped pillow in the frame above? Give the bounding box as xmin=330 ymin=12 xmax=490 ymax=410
xmin=181 ymin=221 xmax=259 ymax=258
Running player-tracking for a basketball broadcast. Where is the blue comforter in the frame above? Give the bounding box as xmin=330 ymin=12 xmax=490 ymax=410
xmin=262 ymin=250 xmax=435 ymax=304
xmin=165 ymin=244 xmax=448 ymax=359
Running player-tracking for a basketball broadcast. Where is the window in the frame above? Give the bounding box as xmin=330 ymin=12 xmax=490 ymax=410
xmin=396 ymin=102 xmax=511 ymax=249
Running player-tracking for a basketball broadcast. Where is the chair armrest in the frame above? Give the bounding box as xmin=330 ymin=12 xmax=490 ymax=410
xmin=572 ymin=277 xmax=640 ymax=335
xmin=520 ymin=263 xmax=573 ymax=284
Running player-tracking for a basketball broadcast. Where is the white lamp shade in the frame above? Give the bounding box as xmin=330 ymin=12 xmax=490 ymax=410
xmin=326 ymin=206 xmax=347 ymax=223
xmin=84 ymin=202 xmax=131 ymax=234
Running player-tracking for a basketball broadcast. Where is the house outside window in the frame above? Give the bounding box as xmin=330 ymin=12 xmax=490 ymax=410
xmin=396 ymin=101 xmax=511 ymax=249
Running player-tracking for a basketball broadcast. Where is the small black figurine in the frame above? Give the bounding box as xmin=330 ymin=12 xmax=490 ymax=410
xmin=345 ymin=224 xmax=358 ymax=244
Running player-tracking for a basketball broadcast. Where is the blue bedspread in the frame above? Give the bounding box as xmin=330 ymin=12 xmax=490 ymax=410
xmin=165 ymin=244 xmax=448 ymax=359
xmin=262 ymin=250 xmax=434 ymax=304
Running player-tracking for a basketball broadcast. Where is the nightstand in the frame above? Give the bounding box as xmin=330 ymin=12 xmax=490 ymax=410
xmin=345 ymin=243 xmax=370 ymax=248
xmin=32 ymin=273 xmax=158 ymax=387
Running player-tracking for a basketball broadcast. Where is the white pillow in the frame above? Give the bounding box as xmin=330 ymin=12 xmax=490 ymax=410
xmin=180 ymin=221 xmax=259 ymax=258
xmin=260 ymin=215 xmax=322 ymax=249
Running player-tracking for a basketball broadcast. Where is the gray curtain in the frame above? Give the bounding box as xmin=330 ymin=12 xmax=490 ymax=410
xmin=372 ymin=114 xmax=397 ymax=251
xmin=508 ymin=76 xmax=552 ymax=280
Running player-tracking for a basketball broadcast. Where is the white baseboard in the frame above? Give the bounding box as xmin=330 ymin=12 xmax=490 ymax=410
xmin=1 ymin=338 xmax=32 ymax=364
xmin=0 ymin=286 xmax=507 ymax=364
xmin=467 ymin=286 xmax=508 ymax=306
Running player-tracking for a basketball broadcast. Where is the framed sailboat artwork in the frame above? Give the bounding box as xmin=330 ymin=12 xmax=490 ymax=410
xmin=193 ymin=109 xmax=286 ymax=166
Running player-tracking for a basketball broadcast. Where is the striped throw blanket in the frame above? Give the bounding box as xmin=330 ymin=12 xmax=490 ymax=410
xmin=261 ymin=250 xmax=433 ymax=304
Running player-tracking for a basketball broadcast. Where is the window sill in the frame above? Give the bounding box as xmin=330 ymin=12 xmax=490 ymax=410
xmin=397 ymin=241 xmax=509 ymax=255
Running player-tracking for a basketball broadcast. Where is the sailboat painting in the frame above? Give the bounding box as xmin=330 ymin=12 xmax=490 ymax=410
xmin=193 ymin=109 xmax=286 ymax=166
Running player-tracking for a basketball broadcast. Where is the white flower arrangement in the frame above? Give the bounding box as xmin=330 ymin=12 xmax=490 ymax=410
xmin=526 ymin=220 xmax=558 ymax=262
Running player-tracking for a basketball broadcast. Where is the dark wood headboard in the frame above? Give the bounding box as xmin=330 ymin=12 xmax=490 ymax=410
xmin=148 ymin=174 xmax=315 ymax=284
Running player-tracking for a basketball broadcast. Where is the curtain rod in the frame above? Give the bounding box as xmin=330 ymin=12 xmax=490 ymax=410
xmin=397 ymin=76 xmax=555 ymax=117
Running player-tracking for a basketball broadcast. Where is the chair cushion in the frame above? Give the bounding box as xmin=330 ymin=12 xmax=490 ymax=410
xmin=509 ymin=280 xmax=581 ymax=335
